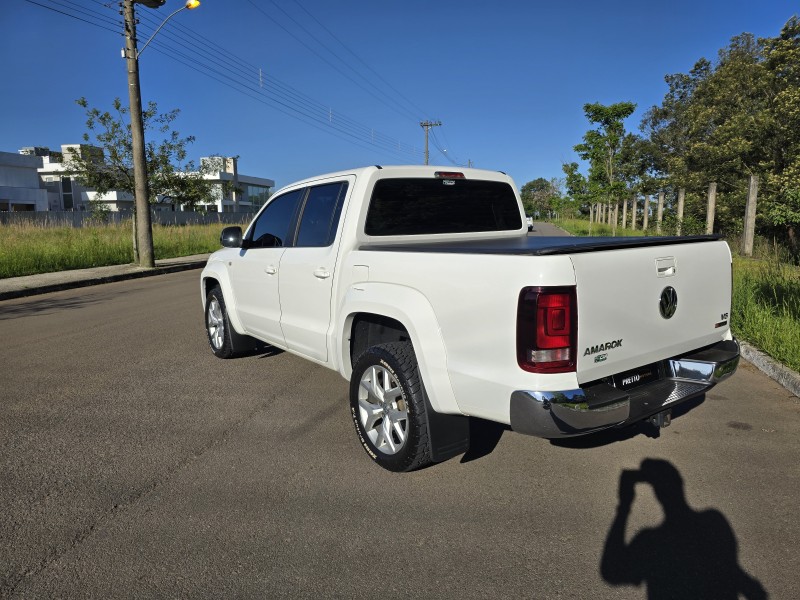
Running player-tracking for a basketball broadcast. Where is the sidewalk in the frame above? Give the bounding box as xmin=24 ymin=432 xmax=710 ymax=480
xmin=0 ymin=254 xmax=210 ymax=301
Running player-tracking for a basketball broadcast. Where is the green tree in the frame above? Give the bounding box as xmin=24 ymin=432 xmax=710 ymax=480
xmin=574 ymin=102 xmax=637 ymax=220
xmin=562 ymin=161 xmax=595 ymax=217
xmin=640 ymin=31 xmax=779 ymax=240
xmin=763 ymin=16 xmax=800 ymax=251
xmin=520 ymin=177 xmax=562 ymax=217
xmin=66 ymin=98 xmax=213 ymax=257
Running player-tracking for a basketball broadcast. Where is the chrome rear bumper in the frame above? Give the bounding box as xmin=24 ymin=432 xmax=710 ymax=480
xmin=510 ymin=339 xmax=740 ymax=438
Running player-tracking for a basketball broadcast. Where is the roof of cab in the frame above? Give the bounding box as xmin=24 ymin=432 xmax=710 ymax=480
xmin=271 ymin=165 xmax=514 ymax=195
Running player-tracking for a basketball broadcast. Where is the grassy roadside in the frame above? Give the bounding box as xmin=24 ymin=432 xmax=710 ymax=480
xmin=0 ymin=221 xmax=225 ymax=279
xmin=555 ymin=218 xmax=800 ymax=373
xmin=731 ymin=258 xmax=800 ymax=373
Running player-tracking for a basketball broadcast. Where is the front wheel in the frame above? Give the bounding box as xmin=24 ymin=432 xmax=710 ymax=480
xmin=349 ymin=342 xmax=432 ymax=472
xmin=205 ymin=285 xmax=235 ymax=359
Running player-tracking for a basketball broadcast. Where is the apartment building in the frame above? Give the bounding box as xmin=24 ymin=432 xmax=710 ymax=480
xmin=1 ymin=146 xmax=274 ymax=213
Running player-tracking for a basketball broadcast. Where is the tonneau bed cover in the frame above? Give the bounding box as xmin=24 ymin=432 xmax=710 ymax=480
xmin=360 ymin=235 xmax=721 ymax=256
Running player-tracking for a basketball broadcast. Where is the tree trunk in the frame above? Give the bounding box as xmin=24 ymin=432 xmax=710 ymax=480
xmin=612 ymin=202 xmax=618 ymax=236
xmin=656 ymin=191 xmax=665 ymax=235
xmin=677 ymin=188 xmax=685 ymax=236
xmin=631 ymin=196 xmax=637 ymax=230
xmin=643 ymin=195 xmax=649 ymax=231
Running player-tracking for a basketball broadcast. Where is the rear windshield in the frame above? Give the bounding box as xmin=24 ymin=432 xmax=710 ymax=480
xmin=365 ymin=178 xmax=522 ymax=236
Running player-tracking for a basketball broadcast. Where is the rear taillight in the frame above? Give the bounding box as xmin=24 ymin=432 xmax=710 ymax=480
xmin=517 ymin=286 xmax=577 ymax=373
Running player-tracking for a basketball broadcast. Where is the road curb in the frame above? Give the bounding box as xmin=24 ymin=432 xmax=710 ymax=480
xmin=0 ymin=261 xmax=207 ymax=301
xmin=739 ymin=341 xmax=800 ymax=399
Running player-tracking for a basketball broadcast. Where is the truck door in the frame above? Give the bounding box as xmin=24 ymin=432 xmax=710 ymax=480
xmin=279 ymin=181 xmax=350 ymax=362
xmin=227 ymin=189 xmax=303 ymax=347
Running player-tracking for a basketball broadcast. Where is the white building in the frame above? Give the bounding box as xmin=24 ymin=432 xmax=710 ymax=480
xmin=31 ymin=145 xmax=122 ymax=212
xmin=0 ymin=151 xmax=50 ymax=211
xmin=197 ymin=156 xmax=274 ymax=213
xmin=3 ymin=146 xmax=274 ymax=213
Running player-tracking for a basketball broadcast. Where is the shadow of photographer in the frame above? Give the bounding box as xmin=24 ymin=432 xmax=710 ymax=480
xmin=601 ymin=459 xmax=767 ymax=599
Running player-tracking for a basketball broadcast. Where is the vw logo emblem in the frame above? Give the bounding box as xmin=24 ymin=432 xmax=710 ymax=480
xmin=660 ymin=286 xmax=678 ymax=319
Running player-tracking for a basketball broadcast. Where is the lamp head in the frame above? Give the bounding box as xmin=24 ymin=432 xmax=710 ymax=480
xmin=185 ymin=0 xmax=201 ymax=8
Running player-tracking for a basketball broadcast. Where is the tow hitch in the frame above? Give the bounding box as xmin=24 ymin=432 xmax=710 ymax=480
xmin=649 ymin=409 xmax=672 ymax=429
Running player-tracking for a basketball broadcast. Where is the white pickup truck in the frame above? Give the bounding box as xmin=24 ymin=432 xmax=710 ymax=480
xmin=201 ymin=165 xmax=739 ymax=471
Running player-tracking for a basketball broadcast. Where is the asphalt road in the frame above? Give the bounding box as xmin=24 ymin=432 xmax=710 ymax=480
xmin=1 ymin=265 xmax=799 ymax=598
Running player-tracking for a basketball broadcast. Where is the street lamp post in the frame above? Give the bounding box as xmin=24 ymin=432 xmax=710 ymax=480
xmin=122 ymin=0 xmax=199 ymax=268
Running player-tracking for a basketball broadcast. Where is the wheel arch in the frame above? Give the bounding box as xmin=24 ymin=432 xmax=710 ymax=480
xmin=337 ymin=283 xmax=460 ymax=415
xmin=200 ymin=263 xmax=247 ymax=339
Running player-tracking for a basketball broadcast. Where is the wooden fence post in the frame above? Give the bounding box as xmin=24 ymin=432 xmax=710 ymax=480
xmin=706 ymin=182 xmax=717 ymax=235
xmin=621 ymin=196 xmax=628 ymax=229
xmin=742 ymin=175 xmax=758 ymax=256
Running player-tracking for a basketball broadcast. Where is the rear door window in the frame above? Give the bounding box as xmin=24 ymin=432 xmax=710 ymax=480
xmin=365 ymin=178 xmax=521 ymax=236
xmin=295 ymin=182 xmax=348 ymax=247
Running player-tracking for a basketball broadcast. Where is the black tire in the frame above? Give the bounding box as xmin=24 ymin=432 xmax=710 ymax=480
xmin=205 ymin=285 xmax=235 ymax=359
xmin=349 ymin=341 xmax=432 ymax=472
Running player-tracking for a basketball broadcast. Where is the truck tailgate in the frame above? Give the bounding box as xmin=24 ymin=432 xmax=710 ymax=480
xmin=571 ymin=239 xmax=733 ymax=384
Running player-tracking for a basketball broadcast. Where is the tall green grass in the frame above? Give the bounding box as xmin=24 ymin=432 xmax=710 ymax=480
xmin=556 ymin=218 xmax=658 ymax=238
xmin=0 ymin=221 xmax=224 ymax=278
xmin=732 ymin=258 xmax=800 ymax=373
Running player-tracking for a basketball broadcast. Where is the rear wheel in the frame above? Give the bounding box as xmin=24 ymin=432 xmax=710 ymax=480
xmin=349 ymin=342 xmax=432 ymax=472
xmin=205 ymin=285 xmax=235 ymax=359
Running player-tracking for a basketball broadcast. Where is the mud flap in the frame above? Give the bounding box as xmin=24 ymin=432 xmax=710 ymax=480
xmin=423 ymin=391 xmax=470 ymax=463
xmin=229 ymin=324 xmax=262 ymax=355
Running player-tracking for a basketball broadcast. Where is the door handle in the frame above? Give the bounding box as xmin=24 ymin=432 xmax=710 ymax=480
xmin=313 ymin=268 xmax=331 ymax=279
xmin=265 ymin=265 xmax=277 ymax=275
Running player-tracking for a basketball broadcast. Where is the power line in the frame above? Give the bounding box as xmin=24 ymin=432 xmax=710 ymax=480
xmin=244 ymin=0 xmax=420 ymax=124
xmin=429 ymin=128 xmax=461 ymax=166
xmin=129 ymin=19 xmax=421 ymax=160
xmin=22 ymin=0 xmax=119 ymax=33
xmin=291 ymin=0 xmax=431 ymax=122
xmin=136 ymin=10 xmax=415 ymax=151
xmin=23 ymin=0 xmax=425 ymax=163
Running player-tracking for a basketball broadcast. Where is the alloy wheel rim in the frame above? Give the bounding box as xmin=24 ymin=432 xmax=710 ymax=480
xmin=207 ymin=298 xmax=224 ymax=350
xmin=357 ymin=364 xmax=408 ymax=455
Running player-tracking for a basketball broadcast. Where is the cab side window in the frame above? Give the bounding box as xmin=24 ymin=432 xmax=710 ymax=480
xmin=248 ymin=189 xmax=303 ymax=248
xmin=295 ymin=182 xmax=348 ymax=247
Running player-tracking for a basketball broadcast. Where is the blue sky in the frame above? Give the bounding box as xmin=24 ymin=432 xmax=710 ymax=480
xmin=1 ymin=0 xmax=797 ymax=189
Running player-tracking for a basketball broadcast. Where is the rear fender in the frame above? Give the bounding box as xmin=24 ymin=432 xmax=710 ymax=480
xmin=337 ymin=282 xmax=460 ymax=415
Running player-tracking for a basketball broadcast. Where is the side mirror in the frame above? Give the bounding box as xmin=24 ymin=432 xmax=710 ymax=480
xmin=220 ymin=226 xmax=243 ymax=248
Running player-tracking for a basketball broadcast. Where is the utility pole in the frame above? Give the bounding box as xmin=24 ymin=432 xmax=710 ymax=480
xmin=420 ymin=120 xmax=441 ymax=165
xmin=123 ymin=0 xmax=155 ymax=268
xmin=121 ymin=0 xmax=199 ymax=267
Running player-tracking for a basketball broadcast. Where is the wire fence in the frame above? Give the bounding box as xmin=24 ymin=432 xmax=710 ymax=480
xmin=0 ymin=211 xmax=255 ymax=228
